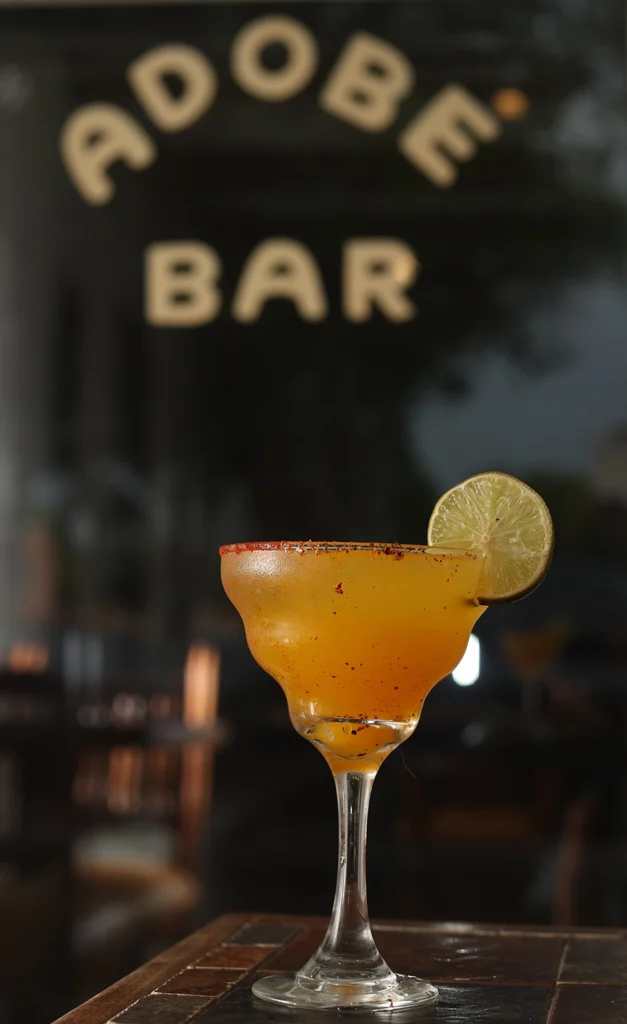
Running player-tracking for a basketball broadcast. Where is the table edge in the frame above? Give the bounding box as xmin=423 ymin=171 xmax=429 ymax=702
xmin=52 ymin=912 xmax=249 ymax=1024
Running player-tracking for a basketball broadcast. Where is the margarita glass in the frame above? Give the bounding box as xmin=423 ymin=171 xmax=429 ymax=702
xmin=221 ymin=540 xmax=486 ymax=1010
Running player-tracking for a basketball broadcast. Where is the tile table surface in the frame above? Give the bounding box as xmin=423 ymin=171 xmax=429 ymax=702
xmin=53 ymin=913 xmax=627 ymax=1024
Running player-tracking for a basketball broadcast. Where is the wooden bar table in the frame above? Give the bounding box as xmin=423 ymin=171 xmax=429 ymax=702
xmin=54 ymin=913 xmax=627 ymax=1024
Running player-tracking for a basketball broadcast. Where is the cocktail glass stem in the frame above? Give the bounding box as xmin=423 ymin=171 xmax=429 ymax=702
xmin=296 ymin=768 xmax=396 ymax=990
xmin=251 ymin=757 xmax=438 ymax=1007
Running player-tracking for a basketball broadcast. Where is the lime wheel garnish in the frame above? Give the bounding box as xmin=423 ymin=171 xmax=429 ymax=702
xmin=427 ymin=471 xmax=554 ymax=604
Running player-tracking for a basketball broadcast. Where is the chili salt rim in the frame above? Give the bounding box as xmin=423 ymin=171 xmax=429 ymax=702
xmin=219 ymin=540 xmax=481 ymax=558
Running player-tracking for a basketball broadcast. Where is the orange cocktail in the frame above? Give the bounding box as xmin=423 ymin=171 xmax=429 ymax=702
xmin=220 ymin=475 xmax=553 ymax=1012
xmin=221 ymin=542 xmax=485 ymax=772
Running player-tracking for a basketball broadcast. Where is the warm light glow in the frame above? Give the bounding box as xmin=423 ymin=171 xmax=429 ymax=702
xmin=452 ymin=634 xmax=481 ymax=686
xmin=183 ymin=643 xmax=221 ymax=726
xmin=8 ymin=643 xmax=49 ymax=673
xmin=491 ymin=87 xmax=530 ymax=120
xmin=179 ymin=643 xmax=221 ymax=869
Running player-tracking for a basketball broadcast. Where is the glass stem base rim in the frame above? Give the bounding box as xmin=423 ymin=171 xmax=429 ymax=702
xmin=252 ymin=971 xmax=439 ymax=1010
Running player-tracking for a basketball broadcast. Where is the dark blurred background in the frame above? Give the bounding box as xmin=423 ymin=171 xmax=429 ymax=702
xmin=0 ymin=0 xmax=626 ymax=1019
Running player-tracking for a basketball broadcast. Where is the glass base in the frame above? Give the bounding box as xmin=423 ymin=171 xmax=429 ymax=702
xmin=252 ymin=971 xmax=439 ymax=1010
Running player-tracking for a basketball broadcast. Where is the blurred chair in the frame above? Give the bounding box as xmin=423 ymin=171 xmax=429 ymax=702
xmin=70 ymin=642 xmax=222 ymax=1000
xmin=72 ymin=859 xmax=200 ymax=998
